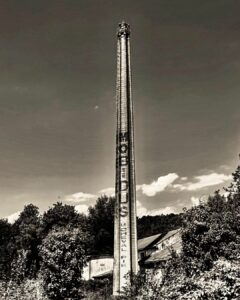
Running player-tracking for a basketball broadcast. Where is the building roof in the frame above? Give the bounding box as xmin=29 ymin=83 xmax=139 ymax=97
xmin=137 ymin=233 xmax=162 ymax=251
xmin=158 ymin=228 xmax=181 ymax=243
xmin=89 ymin=255 xmax=113 ymax=261
xmin=92 ymin=270 xmax=113 ymax=279
xmin=145 ymin=240 xmax=182 ymax=264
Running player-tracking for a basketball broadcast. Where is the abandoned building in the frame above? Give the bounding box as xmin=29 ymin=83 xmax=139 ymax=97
xmin=82 ymin=228 xmax=182 ymax=280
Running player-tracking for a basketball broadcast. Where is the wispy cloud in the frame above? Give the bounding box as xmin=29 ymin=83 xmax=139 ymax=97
xmin=7 ymin=211 xmax=20 ymax=223
xmin=62 ymin=170 xmax=231 ymax=218
xmin=75 ymin=204 xmax=89 ymax=215
xmin=139 ymin=173 xmax=179 ymax=196
xmin=150 ymin=206 xmax=176 ymax=216
xmin=96 ymin=171 xmax=230 ymax=200
xmin=64 ymin=192 xmax=97 ymax=203
xmin=190 ymin=196 xmax=200 ymax=206
xmin=137 ymin=200 xmax=175 ymax=217
xmin=173 ymin=173 xmax=231 ymax=191
xmin=64 ymin=192 xmax=97 ymax=215
xmin=137 ymin=200 xmax=148 ymax=217
xmin=98 ymin=187 xmax=115 ymax=197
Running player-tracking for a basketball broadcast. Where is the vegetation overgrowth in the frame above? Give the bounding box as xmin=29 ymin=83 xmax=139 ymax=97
xmin=0 ymin=165 xmax=239 ymax=299
xmin=120 ymin=165 xmax=240 ymax=299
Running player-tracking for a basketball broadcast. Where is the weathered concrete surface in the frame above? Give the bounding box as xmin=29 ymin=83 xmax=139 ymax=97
xmin=113 ymin=22 xmax=138 ymax=296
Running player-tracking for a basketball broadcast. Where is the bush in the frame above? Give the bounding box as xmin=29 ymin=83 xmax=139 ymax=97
xmin=82 ymin=278 xmax=113 ymax=300
xmin=120 ymin=165 xmax=240 ymax=299
xmin=0 ymin=279 xmax=48 ymax=300
xmin=40 ymin=226 xmax=88 ymax=300
xmin=160 ymin=258 xmax=240 ymax=300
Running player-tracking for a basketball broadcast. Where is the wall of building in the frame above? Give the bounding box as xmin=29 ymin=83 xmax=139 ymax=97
xmin=138 ymin=248 xmax=155 ymax=261
xmin=82 ymin=230 xmax=182 ymax=281
xmin=82 ymin=257 xmax=113 ymax=280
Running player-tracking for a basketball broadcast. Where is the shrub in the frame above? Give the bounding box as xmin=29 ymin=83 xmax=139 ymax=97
xmin=40 ymin=226 xmax=88 ymax=300
xmin=0 ymin=279 xmax=48 ymax=300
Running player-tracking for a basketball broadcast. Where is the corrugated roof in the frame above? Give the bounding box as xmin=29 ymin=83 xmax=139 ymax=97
xmin=145 ymin=240 xmax=182 ymax=263
xmin=137 ymin=233 xmax=162 ymax=251
xmin=158 ymin=228 xmax=181 ymax=243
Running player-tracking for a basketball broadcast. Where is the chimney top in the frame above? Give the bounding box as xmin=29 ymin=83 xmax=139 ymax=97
xmin=117 ymin=21 xmax=130 ymax=37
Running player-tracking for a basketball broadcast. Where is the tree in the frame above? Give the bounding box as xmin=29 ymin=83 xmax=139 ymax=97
xmin=88 ymin=196 xmax=115 ymax=255
xmin=121 ymin=165 xmax=240 ymax=300
xmin=40 ymin=202 xmax=87 ymax=238
xmin=87 ymin=196 xmax=183 ymax=255
xmin=10 ymin=204 xmax=41 ymax=281
xmin=165 ymin=165 xmax=240 ymax=298
xmin=181 ymin=189 xmax=240 ymax=275
xmin=137 ymin=213 xmax=182 ymax=239
xmin=0 ymin=219 xmax=12 ymax=280
xmin=40 ymin=226 xmax=89 ymax=300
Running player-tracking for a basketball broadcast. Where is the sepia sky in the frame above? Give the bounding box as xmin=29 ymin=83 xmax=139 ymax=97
xmin=0 ymin=0 xmax=240 ymax=221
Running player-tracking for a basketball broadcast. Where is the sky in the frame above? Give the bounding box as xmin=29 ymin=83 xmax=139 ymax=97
xmin=0 ymin=0 xmax=239 ymax=221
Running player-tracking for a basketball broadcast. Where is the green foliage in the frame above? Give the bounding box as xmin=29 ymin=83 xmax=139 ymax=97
xmin=40 ymin=226 xmax=88 ymax=300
